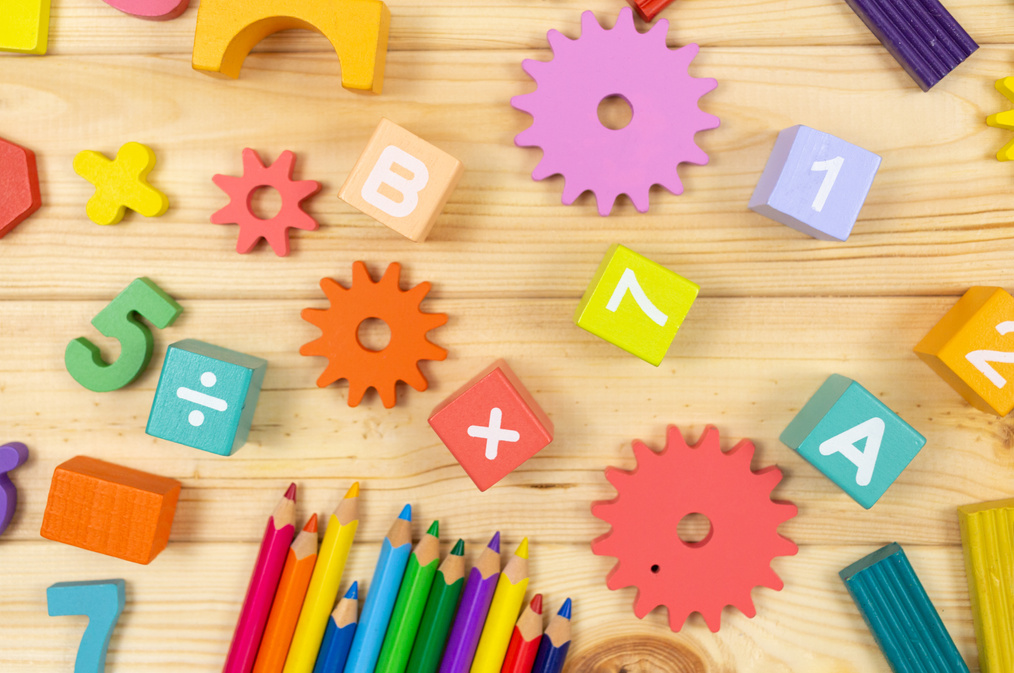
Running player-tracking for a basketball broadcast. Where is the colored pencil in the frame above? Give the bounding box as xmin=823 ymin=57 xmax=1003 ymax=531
xmin=343 ymin=504 xmax=414 ymax=673
xmin=405 ymin=539 xmax=466 ymax=673
xmin=312 ymin=583 xmax=359 ymax=673
xmin=499 ymin=595 xmax=543 ymax=673
xmin=530 ymin=600 xmax=570 ymax=673
xmin=284 ymin=482 xmax=360 ymax=673
xmin=470 ymin=539 xmax=530 ymax=673
xmin=439 ymin=532 xmax=502 ymax=673
xmin=225 ymin=483 xmax=299 ymax=673
xmin=377 ymin=521 xmax=442 ymax=673
xmin=254 ymin=514 xmax=320 ymax=673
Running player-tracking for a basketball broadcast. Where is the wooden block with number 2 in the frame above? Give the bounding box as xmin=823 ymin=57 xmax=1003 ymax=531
xmin=915 ymin=286 xmax=1014 ymax=416
xmin=574 ymin=244 xmax=699 ymax=366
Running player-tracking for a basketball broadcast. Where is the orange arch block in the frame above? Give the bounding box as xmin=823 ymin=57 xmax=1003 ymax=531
xmin=191 ymin=0 xmax=390 ymax=94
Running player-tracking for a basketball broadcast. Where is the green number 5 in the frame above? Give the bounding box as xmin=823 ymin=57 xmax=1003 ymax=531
xmin=65 ymin=277 xmax=183 ymax=392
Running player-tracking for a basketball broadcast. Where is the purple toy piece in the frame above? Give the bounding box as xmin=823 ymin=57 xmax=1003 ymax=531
xmin=0 ymin=441 xmax=29 ymax=535
xmin=844 ymin=0 xmax=977 ymax=91
xmin=749 ymin=125 xmax=882 ymax=242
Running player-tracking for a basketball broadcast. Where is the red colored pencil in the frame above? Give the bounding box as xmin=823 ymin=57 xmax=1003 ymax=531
xmin=500 ymin=594 xmax=543 ymax=673
xmin=224 ymin=483 xmax=298 ymax=673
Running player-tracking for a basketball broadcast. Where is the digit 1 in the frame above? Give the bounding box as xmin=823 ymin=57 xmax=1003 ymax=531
xmin=965 ymin=321 xmax=1014 ymax=388
xmin=47 ymin=579 xmax=126 ymax=673
xmin=809 ymin=156 xmax=844 ymax=212
xmin=0 ymin=441 xmax=29 ymax=535
xmin=606 ymin=267 xmax=668 ymax=326
xmin=65 ymin=277 xmax=183 ymax=393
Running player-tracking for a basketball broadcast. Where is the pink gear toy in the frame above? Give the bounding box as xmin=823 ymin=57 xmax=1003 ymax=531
xmin=591 ymin=425 xmax=798 ymax=632
xmin=511 ymin=8 xmax=719 ymax=216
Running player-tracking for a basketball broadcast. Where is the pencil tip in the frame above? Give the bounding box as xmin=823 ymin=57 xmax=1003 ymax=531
xmin=559 ymin=598 xmax=572 ymax=618
xmin=303 ymin=513 xmax=318 ymax=533
xmin=284 ymin=483 xmax=297 ymax=500
xmin=345 ymin=582 xmax=358 ymax=599
xmin=426 ymin=520 xmax=439 ymax=536
xmin=488 ymin=531 xmax=501 ymax=553
xmin=515 ymin=538 xmax=529 ymax=559
xmin=451 ymin=539 xmax=465 ymax=555
xmin=398 ymin=504 xmax=412 ymax=521
xmin=345 ymin=482 xmax=360 ymax=498
xmin=531 ymin=594 xmax=543 ymax=613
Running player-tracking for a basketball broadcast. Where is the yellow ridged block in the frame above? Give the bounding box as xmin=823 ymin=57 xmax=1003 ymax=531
xmin=987 ymin=77 xmax=1014 ymax=162
xmin=958 ymin=498 xmax=1014 ymax=673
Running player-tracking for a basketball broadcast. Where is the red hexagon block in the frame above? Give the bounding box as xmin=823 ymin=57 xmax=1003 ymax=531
xmin=0 ymin=137 xmax=41 ymax=238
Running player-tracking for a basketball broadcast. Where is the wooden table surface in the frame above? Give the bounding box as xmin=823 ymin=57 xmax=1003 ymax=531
xmin=2 ymin=0 xmax=1012 ymax=670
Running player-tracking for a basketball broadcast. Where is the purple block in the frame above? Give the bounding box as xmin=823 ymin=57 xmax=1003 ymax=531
xmin=844 ymin=0 xmax=977 ymax=91
xmin=749 ymin=125 xmax=882 ymax=242
xmin=0 ymin=441 xmax=29 ymax=535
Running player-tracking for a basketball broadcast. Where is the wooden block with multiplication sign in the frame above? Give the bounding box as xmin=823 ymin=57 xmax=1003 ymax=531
xmin=574 ymin=244 xmax=699 ymax=366
xmin=40 ymin=456 xmax=181 ymax=564
xmin=749 ymin=125 xmax=881 ymax=242
xmin=339 ymin=118 xmax=464 ymax=242
xmin=915 ymin=287 xmax=1014 ymax=416
xmin=780 ymin=374 xmax=925 ymax=509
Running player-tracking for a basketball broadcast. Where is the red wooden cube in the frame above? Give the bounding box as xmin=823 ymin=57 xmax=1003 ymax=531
xmin=627 ymin=0 xmax=675 ymax=22
xmin=429 ymin=360 xmax=553 ymax=491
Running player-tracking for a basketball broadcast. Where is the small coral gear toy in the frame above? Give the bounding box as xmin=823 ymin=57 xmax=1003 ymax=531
xmin=591 ymin=425 xmax=797 ymax=632
xmin=300 ymin=262 xmax=447 ymax=408
xmin=511 ymin=8 xmax=719 ymax=216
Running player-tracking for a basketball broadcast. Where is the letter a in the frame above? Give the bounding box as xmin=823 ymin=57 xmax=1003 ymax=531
xmin=818 ymin=417 xmax=885 ymax=487
xmin=360 ymin=146 xmax=429 ymax=218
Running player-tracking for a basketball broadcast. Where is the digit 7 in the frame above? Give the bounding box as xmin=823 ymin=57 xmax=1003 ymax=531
xmin=65 ymin=277 xmax=182 ymax=392
xmin=47 ymin=579 xmax=126 ymax=673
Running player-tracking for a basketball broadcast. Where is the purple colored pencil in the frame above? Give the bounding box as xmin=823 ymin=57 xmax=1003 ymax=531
xmin=438 ymin=532 xmax=501 ymax=673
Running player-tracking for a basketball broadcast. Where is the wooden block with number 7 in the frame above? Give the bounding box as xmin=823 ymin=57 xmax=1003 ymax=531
xmin=574 ymin=244 xmax=699 ymax=366
xmin=915 ymin=287 xmax=1014 ymax=416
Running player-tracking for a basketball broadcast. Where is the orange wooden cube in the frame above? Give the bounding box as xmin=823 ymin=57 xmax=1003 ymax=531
xmin=915 ymin=287 xmax=1014 ymax=416
xmin=40 ymin=456 xmax=181 ymax=564
xmin=339 ymin=118 xmax=463 ymax=242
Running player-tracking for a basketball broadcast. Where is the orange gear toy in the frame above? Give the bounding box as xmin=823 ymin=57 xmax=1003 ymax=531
xmin=300 ymin=261 xmax=447 ymax=408
xmin=591 ymin=425 xmax=797 ymax=632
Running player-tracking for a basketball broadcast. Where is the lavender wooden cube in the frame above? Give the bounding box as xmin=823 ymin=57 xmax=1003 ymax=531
xmin=749 ymin=125 xmax=882 ymax=242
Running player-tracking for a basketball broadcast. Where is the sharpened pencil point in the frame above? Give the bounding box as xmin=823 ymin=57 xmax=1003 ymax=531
xmin=515 ymin=538 xmax=529 ymax=559
xmin=488 ymin=531 xmax=501 ymax=553
xmin=284 ymin=483 xmax=297 ymax=500
xmin=451 ymin=539 xmax=465 ymax=555
xmin=398 ymin=504 xmax=412 ymax=521
xmin=345 ymin=582 xmax=358 ymax=600
xmin=531 ymin=594 xmax=543 ymax=614
xmin=303 ymin=513 xmax=318 ymax=533
xmin=345 ymin=482 xmax=360 ymax=498
xmin=426 ymin=520 xmax=439 ymax=536
xmin=558 ymin=598 xmax=572 ymax=619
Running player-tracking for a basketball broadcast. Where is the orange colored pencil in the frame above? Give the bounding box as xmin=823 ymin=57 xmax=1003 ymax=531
xmin=500 ymin=595 xmax=543 ymax=673
xmin=253 ymin=514 xmax=321 ymax=673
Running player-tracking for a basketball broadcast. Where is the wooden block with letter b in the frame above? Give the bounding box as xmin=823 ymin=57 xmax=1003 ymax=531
xmin=574 ymin=244 xmax=699 ymax=366
xmin=339 ymin=118 xmax=464 ymax=242
xmin=914 ymin=287 xmax=1014 ymax=416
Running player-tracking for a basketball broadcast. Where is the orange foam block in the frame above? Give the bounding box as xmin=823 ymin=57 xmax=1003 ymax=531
xmin=40 ymin=456 xmax=182 ymax=565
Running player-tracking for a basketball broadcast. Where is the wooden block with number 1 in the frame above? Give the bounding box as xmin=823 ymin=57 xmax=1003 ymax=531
xmin=339 ymin=118 xmax=463 ymax=242
xmin=575 ymin=244 xmax=699 ymax=366
xmin=915 ymin=286 xmax=1014 ymax=416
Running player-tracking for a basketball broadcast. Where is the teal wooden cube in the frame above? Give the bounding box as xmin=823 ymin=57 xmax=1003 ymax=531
xmin=146 ymin=339 xmax=267 ymax=456
xmin=780 ymin=374 xmax=925 ymax=509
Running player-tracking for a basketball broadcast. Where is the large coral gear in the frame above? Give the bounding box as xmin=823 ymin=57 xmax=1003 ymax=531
xmin=591 ymin=425 xmax=797 ymax=632
xmin=300 ymin=262 xmax=447 ymax=408
xmin=511 ymin=8 xmax=719 ymax=216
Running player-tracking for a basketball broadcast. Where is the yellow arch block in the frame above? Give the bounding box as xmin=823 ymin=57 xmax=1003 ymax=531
xmin=192 ymin=0 xmax=390 ymax=94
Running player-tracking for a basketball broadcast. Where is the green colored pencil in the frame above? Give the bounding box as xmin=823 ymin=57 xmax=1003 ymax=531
xmin=405 ymin=539 xmax=466 ymax=673
xmin=376 ymin=521 xmax=442 ymax=673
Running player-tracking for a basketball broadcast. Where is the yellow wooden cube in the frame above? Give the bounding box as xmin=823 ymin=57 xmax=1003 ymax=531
xmin=0 ymin=0 xmax=50 ymax=54
xmin=914 ymin=286 xmax=1014 ymax=416
xmin=574 ymin=244 xmax=699 ymax=366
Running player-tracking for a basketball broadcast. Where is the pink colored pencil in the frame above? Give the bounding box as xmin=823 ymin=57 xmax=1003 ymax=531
xmin=224 ymin=483 xmax=298 ymax=673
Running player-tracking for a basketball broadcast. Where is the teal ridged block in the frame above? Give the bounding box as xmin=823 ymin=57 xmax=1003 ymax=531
xmin=780 ymin=374 xmax=925 ymax=509
xmin=840 ymin=543 xmax=969 ymax=673
xmin=146 ymin=339 xmax=267 ymax=456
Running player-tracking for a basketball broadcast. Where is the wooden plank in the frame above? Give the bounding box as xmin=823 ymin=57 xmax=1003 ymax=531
xmin=2 ymin=297 xmax=1010 ymax=546
xmin=36 ymin=0 xmax=998 ymax=53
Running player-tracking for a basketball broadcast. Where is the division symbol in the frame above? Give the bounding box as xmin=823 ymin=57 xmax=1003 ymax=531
xmin=177 ymin=372 xmax=228 ymax=427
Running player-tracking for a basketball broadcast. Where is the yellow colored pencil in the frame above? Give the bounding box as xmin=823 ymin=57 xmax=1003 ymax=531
xmin=469 ymin=539 xmax=530 ymax=673
xmin=283 ymin=483 xmax=360 ymax=673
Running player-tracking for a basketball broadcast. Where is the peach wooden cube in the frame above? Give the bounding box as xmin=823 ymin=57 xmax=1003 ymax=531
xmin=914 ymin=287 xmax=1014 ymax=416
xmin=339 ymin=118 xmax=463 ymax=242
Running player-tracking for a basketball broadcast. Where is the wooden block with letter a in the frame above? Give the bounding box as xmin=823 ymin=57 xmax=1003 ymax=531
xmin=339 ymin=118 xmax=464 ymax=242
xmin=40 ymin=456 xmax=181 ymax=564
xmin=914 ymin=286 xmax=1014 ymax=416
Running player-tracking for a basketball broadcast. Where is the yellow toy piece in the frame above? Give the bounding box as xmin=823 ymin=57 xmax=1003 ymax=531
xmin=958 ymin=498 xmax=1014 ymax=673
xmin=191 ymin=0 xmax=391 ymax=94
xmin=73 ymin=142 xmax=169 ymax=226
xmin=986 ymin=77 xmax=1014 ymax=161
xmin=0 ymin=0 xmax=51 ymax=54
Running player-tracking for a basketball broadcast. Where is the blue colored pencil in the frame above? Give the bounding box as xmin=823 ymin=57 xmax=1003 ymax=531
xmin=312 ymin=583 xmax=359 ymax=673
xmin=530 ymin=599 xmax=571 ymax=673
xmin=343 ymin=505 xmax=414 ymax=673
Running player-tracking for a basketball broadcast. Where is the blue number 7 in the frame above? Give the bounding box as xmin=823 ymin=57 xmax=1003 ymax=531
xmin=47 ymin=579 xmax=126 ymax=673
